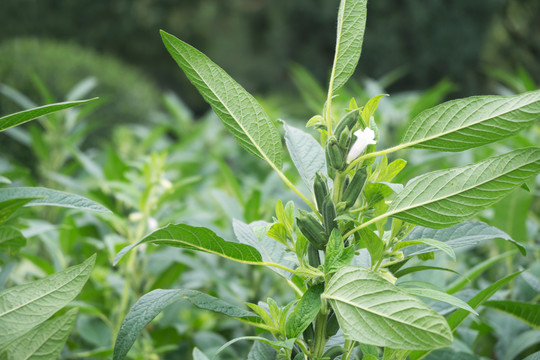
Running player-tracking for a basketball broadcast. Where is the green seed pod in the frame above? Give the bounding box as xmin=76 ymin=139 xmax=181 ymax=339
xmin=322 ymin=346 xmax=345 ymax=360
xmin=307 ymin=243 xmax=321 ymax=268
xmin=326 ymin=137 xmax=345 ymax=171
xmin=335 ymin=108 xmax=360 ymax=137
xmin=338 ymin=126 xmax=352 ymax=150
xmin=297 ymin=210 xmax=327 ymax=250
xmin=313 ymin=173 xmax=329 ymax=213
xmin=322 ymin=194 xmax=337 ymax=236
xmin=325 ymin=310 xmax=340 ymax=338
xmin=342 ymin=167 xmax=368 ymax=208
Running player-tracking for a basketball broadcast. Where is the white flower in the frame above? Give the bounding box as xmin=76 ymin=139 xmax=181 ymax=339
xmin=346 ymin=127 xmax=376 ymax=163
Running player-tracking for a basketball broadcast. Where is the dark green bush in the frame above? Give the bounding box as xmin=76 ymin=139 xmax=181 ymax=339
xmin=0 ymin=38 xmax=161 ymax=126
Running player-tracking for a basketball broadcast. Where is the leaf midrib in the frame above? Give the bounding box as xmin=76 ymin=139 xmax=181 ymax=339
xmin=0 ymin=262 xmax=90 ymax=319
xmin=388 ymin=152 xmax=538 ymax=216
xmin=166 ymin=37 xmax=279 ymax=172
xmin=402 ymin=95 xmax=538 ymax=148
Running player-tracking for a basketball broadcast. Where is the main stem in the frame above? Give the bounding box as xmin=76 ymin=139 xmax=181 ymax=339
xmin=312 ymin=312 xmax=328 ymax=358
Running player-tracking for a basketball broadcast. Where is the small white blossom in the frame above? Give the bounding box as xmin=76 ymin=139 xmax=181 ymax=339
xmin=347 ymin=127 xmax=376 ymax=163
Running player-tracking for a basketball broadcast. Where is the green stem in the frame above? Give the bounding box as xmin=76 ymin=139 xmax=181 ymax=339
xmin=345 ymin=143 xmax=409 ymax=173
xmin=332 ymin=171 xmax=347 ymax=204
xmin=343 ymin=212 xmax=390 ymax=239
xmin=342 ymin=340 xmax=356 ymax=360
xmin=312 ymin=312 xmax=328 ymax=358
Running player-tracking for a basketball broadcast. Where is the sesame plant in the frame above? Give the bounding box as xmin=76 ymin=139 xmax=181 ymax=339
xmin=113 ymin=1 xmax=540 ymax=359
xmin=0 ymin=99 xmax=109 ymax=359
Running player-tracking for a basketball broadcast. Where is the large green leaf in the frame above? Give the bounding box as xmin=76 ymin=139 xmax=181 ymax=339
xmin=113 ymin=289 xmax=256 ymax=360
xmin=401 ymin=288 xmax=477 ymax=315
xmin=328 ymin=0 xmax=368 ymax=94
xmin=114 ymin=224 xmax=263 ymax=266
xmin=401 ymin=90 xmax=540 ymax=152
xmin=0 ymin=308 xmax=78 ymax=360
xmin=402 ymin=221 xmax=524 ymax=256
xmin=0 ymin=98 xmax=97 ymax=132
xmin=0 ymin=187 xmax=110 ymax=213
xmin=161 ymin=30 xmax=283 ymax=169
xmin=483 ymin=300 xmax=540 ymax=329
xmin=0 ymin=255 xmax=95 ymax=346
xmin=283 ymin=123 xmax=326 ymax=191
xmin=285 ymin=284 xmax=323 ymax=338
xmin=387 ymin=148 xmax=540 ymax=228
xmin=323 ymin=266 xmax=453 ymax=350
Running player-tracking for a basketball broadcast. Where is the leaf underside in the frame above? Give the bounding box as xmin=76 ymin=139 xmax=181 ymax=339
xmin=324 ymin=266 xmax=453 ymax=350
xmin=388 ymin=148 xmax=540 ymax=228
xmin=401 ymin=90 xmax=540 ymax=151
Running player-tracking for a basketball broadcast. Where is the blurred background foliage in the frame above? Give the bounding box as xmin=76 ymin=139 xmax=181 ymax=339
xmin=1 ymin=0 xmax=539 ymax=118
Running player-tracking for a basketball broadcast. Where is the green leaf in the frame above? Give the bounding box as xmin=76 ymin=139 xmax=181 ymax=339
xmin=285 ymin=284 xmax=324 ymax=338
xmin=387 ymin=148 xmax=540 ymax=229
xmin=0 ymin=176 xmax=11 ymax=184
xmin=400 ymin=90 xmax=540 ymax=152
xmin=402 ymin=288 xmax=477 ymax=315
xmin=394 ymin=239 xmax=456 ymax=261
xmin=161 ymin=30 xmax=283 ymax=169
xmin=493 ymin=187 xmax=533 ymax=243
xmin=233 ymin=220 xmax=296 ymax=279
xmin=523 ymin=350 xmax=540 ymax=360
xmin=0 ymin=98 xmax=97 ymax=132
xmin=364 ymin=182 xmax=402 ymax=206
xmin=0 ymin=187 xmax=110 ymax=213
xmin=114 ymin=224 xmax=263 ymax=266
xmin=283 ymin=123 xmax=326 ymax=191
xmin=0 ymin=197 xmax=38 ymax=225
xmin=0 ymin=226 xmax=26 ymax=253
xmin=113 ymin=289 xmax=256 ymax=360
xmin=445 ymin=251 xmax=516 ymax=294
xmin=247 ymin=341 xmax=277 ymax=360
xmin=324 ymin=266 xmax=453 ymax=350
xmin=402 ymin=221 xmax=525 ymax=256
xmin=361 ymin=94 xmax=388 ymax=125
xmin=358 ymin=228 xmax=384 ymax=264
xmin=329 ymin=0 xmax=368 ymax=94
xmin=325 ymin=230 xmax=355 ymax=275
xmin=0 ymin=255 xmax=95 ymax=346
xmin=503 ymin=330 xmax=540 ymax=360
xmin=394 ymin=266 xmax=461 ymax=279
xmin=193 ymin=348 xmax=210 ymax=360
xmin=483 ymin=300 xmax=540 ymax=328
xmin=447 ymin=271 xmax=522 ymax=331
xmin=0 ymin=308 xmax=78 ymax=359
xmin=214 ymin=337 xmax=295 ymax=357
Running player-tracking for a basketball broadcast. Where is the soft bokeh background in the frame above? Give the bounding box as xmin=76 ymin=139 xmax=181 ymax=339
xmin=1 ymin=0 xmax=539 ymax=118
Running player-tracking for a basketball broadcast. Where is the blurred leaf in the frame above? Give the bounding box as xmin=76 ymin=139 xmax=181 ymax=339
xmin=483 ymin=300 xmax=540 ymax=328
xmin=0 ymin=308 xmax=78 ymax=360
xmin=113 ymin=289 xmax=256 ymax=360
xmin=0 ymin=98 xmax=97 ymax=132
xmin=402 ymin=288 xmax=477 ymax=315
xmin=0 ymin=187 xmax=110 ymax=213
xmin=0 ymin=255 xmax=95 ymax=346
xmin=504 ymin=330 xmax=540 ymax=360
xmin=446 ymin=251 xmax=517 ymax=294
xmin=324 ymin=266 xmax=452 ymax=350
xmin=401 ymin=90 xmax=540 ymax=152
xmin=388 ymin=148 xmax=540 ymax=228
xmin=233 ymin=220 xmax=296 ymax=279
xmin=395 ymin=238 xmax=456 ymax=261
xmin=402 ymin=222 xmax=524 ymax=256
xmin=193 ymin=348 xmax=210 ymax=360
xmin=493 ymin=188 xmax=533 ymax=243
xmin=0 ymin=197 xmax=36 ymax=225
xmin=114 ymin=224 xmax=263 ymax=266
xmin=161 ymin=30 xmax=283 ymax=169
xmin=247 ymin=341 xmax=277 ymax=360
xmin=283 ymin=122 xmax=326 ymax=191
xmin=0 ymin=226 xmax=26 ymax=253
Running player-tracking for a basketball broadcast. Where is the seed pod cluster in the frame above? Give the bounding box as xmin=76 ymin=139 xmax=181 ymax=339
xmin=313 ymin=173 xmax=329 ymax=213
